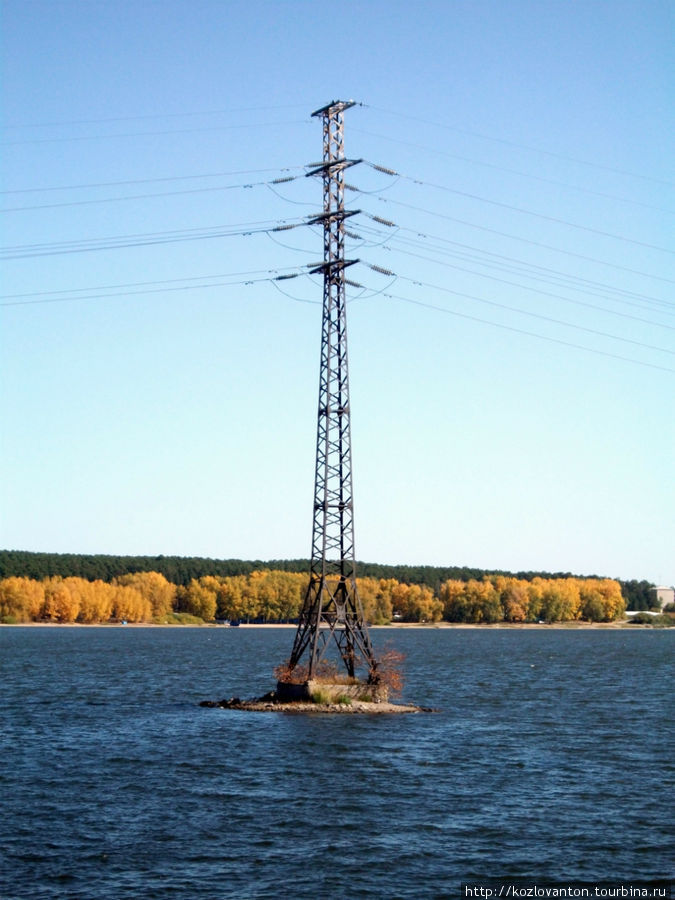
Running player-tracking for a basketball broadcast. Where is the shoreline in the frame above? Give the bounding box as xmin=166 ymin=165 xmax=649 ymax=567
xmin=0 ymin=620 xmax=659 ymax=629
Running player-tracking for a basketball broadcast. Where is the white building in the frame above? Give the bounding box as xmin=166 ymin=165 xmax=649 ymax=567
xmin=653 ymin=586 xmax=674 ymax=609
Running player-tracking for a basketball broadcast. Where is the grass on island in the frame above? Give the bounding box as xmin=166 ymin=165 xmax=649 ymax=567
xmin=151 ymin=612 xmax=206 ymax=625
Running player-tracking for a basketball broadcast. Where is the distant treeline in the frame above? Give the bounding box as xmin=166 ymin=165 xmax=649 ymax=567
xmin=0 ymin=550 xmax=655 ymax=610
xmin=0 ymin=570 xmax=627 ymax=625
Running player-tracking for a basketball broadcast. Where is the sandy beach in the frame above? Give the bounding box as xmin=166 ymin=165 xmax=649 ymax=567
xmin=1 ymin=619 xmax=652 ymax=628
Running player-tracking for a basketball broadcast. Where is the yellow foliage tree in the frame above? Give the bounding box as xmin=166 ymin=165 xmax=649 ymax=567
xmin=439 ymin=579 xmax=467 ymax=621
xmin=115 ymin=572 xmax=175 ymax=618
xmin=527 ymin=578 xmax=546 ymax=622
xmin=180 ymin=578 xmax=218 ymax=621
xmin=493 ymin=577 xmax=529 ymax=623
xmin=264 ymin=571 xmax=306 ymax=622
xmin=538 ymin=578 xmax=581 ymax=622
xmin=66 ymin=577 xmax=115 ymax=623
xmin=111 ymin=584 xmax=151 ymax=622
xmin=579 ymin=578 xmax=625 ymax=621
xmin=0 ymin=576 xmax=45 ymax=621
xmin=43 ymin=577 xmax=81 ymax=622
xmin=216 ymin=575 xmax=247 ymax=621
xmin=247 ymin=570 xmax=277 ymax=622
xmin=389 ymin=581 xmax=442 ymax=622
xmin=357 ymin=577 xmax=393 ymax=625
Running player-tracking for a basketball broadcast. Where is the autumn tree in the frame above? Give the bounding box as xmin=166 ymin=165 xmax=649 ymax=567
xmin=69 ymin=578 xmax=115 ymax=623
xmin=43 ymin=577 xmax=81 ymax=622
xmin=357 ymin=577 xmax=393 ymax=625
xmin=579 ymin=578 xmax=625 ymax=621
xmin=111 ymin=584 xmax=151 ymax=622
xmin=178 ymin=578 xmax=218 ymax=621
xmin=537 ymin=579 xmax=581 ymax=623
xmin=114 ymin=571 xmax=175 ymax=618
xmin=248 ymin=570 xmax=277 ymax=622
xmin=389 ymin=581 xmax=442 ymax=622
xmin=441 ymin=578 xmax=502 ymax=623
xmin=262 ymin=571 xmax=306 ymax=622
xmin=216 ymin=574 xmax=247 ymax=621
xmin=0 ymin=576 xmax=45 ymax=621
xmin=439 ymin=579 xmax=466 ymax=621
xmin=526 ymin=578 xmax=545 ymax=622
xmin=493 ymin=577 xmax=529 ymax=623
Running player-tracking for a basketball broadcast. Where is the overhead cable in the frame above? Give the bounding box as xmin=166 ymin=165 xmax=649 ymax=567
xmin=360 ymin=167 xmax=674 ymax=255
xmin=0 ymin=266 xmax=303 ymax=302
xmin=369 ymin=196 xmax=675 ymax=285
xmin=381 ymin=291 xmax=674 ymax=375
xmin=363 ymin=264 xmax=674 ymax=356
xmin=1 ymin=103 xmax=308 ymax=130
xmin=1 ymin=175 xmax=304 ymax=213
xmin=355 ymin=220 xmax=673 ymax=309
xmin=0 ymin=217 xmax=309 ymax=260
xmin=364 ymin=107 xmax=674 ymax=187
xmin=1 ymin=119 xmax=311 ymax=146
xmin=0 ymin=166 xmax=304 ymax=195
xmin=367 ymin=240 xmax=674 ymax=331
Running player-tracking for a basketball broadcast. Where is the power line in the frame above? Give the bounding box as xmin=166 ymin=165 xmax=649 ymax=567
xmin=1 ymin=119 xmax=311 ymax=146
xmin=371 ymin=237 xmax=675 ymax=331
xmin=355 ymin=221 xmax=675 ymax=317
xmin=380 ymin=290 xmax=675 ymax=375
xmin=0 ymin=217 xmax=308 ymax=260
xmin=370 ymin=196 xmax=675 ymax=285
xmin=6 ymin=255 xmax=670 ymax=373
xmin=0 ymin=266 xmax=303 ymax=302
xmin=360 ymin=165 xmax=674 ymax=255
xmin=1 ymin=267 xmax=316 ymax=308
xmin=365 ymin=266 xmax=674 ymax=357
xmin=0 ymin=275 xmax=277 ymax=307
xmin=365 ymin=106 xmax=674 ymax=187
xmin=265 ymin=229 xmax=317 ymax=254
xmin=0 ymin=166 xmax=304 ymax=195
xmin=357 ymin=218 xmax=669 ymax=306
xmin=1 ymin=174 xmax=303 ymax=213
xmin=1 ymin=104 xmax=307 ymax=130
xmin=270 ymin=278 xmax=319 ymax=306
xmin=265 ymin=182 xmax=316 ymax=208
xmin=355 ymin=133 xmax=674 ymax=214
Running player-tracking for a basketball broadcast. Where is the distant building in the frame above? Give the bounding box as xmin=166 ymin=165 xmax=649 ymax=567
xmin=653 ymin=586 xmax=674 ymax=610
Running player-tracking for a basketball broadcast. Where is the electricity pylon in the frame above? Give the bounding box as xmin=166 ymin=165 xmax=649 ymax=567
xmin=287 ymin=100 xmax=378 ymax=681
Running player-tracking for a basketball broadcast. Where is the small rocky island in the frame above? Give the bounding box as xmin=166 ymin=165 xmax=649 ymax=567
xmin=200 ymin=678 xmax=432 ymax=714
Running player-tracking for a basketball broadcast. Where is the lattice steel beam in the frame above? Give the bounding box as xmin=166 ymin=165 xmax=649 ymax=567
xmin=287 ymin=101 xmax=378 ymax=680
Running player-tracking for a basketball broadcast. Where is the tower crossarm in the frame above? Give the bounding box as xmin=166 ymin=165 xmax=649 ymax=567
xmin=306 ymin=209 xmax=361 ymax=226
xmin=305 ymin=158 xmax=363 ymax=178
xmin=311 ymin=99 xmax=358 ymax=117
xmin=308 ymin=258 xmax=359 ymax=275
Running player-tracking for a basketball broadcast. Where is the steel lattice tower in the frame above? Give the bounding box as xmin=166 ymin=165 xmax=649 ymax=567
xmin=287 ymin=100 xmax=378 ymax=681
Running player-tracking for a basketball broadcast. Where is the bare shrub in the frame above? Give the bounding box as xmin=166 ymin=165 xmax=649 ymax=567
xmin=370 ymin=646 xmax=405 ymax=696
xmin=274 ymin=658 xmax=344 ymax=684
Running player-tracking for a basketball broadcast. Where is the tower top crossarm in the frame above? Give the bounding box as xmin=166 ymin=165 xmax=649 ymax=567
xmin=311 ymin=99 xmax=358 ymax=118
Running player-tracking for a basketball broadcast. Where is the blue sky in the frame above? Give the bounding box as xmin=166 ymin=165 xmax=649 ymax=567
xmin=1 ymin=0 xmax=673 ymax=584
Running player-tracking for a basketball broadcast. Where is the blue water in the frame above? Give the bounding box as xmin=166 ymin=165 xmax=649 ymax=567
xmin=0 ymin=626 xmax=672 ymax=899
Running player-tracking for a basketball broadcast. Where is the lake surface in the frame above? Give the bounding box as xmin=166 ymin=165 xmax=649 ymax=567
xmin=1 ymin=626 xmax=673 ymax=898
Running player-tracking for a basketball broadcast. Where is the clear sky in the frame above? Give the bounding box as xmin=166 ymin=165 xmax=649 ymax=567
xmin=1 ymin=0 xmax=673 ymax=585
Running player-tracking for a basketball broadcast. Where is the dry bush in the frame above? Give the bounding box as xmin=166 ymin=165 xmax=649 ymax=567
xmin=273 ymin=658 xmax=364 ymax=685
xmin=274 ymin=658 xmax=344 ymax=684
xmin=371 ymin=646 xmax=405 ymax=696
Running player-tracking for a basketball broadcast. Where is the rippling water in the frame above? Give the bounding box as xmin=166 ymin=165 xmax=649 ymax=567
xmin=1 ymin=626 xmax=672 ymax=898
